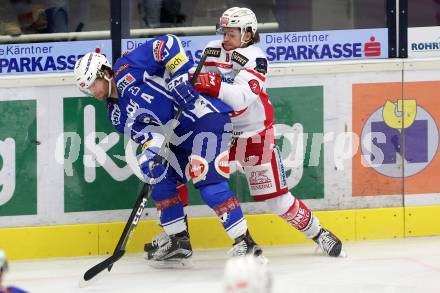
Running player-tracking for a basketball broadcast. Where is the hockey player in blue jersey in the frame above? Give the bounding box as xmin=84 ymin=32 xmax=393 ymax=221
xmin=73 ymin=34 xmax=262 ymax=266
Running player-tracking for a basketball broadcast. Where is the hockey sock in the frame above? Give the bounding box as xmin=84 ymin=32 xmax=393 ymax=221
xmin=266 ymin=192 xmax=321 ymax=239
xmin=199 ymin=182 xmax=247 ymax=239
xmin=155 ymin=194 xmax=187 ymax=235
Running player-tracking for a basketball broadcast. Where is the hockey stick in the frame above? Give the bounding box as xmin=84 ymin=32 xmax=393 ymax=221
xmin=80 ymin=51 xmax=208 ymax=285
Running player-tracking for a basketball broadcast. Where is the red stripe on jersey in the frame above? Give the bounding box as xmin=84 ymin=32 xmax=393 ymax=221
xmin=260 ymin=91 xmax=274 ymax=130
xmin=230 ymin=107 xmax=247 ymax=117
xmin=205 ymin=61 xmax=233 ymax=69
xmin=158 ymin=41 xmax=164 ymax=62
xmin=244 ymin=68 xmax=266 ymax=82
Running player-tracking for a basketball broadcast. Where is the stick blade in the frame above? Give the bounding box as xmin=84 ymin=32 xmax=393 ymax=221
xmin=79 ymin=250 xmax=125 ymax=286
xmin=78 ymin=268 xmax=108 ymax=288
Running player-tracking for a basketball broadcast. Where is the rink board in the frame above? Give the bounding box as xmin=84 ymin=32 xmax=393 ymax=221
xmin=1 ymin=206 xmax=440 ymax=260
xmin=1 ymin=59 xmax=440 ymax=259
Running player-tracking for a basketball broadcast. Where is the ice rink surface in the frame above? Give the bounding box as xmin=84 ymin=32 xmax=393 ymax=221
xmin=3 ymin=236 xmax=440 ymax=293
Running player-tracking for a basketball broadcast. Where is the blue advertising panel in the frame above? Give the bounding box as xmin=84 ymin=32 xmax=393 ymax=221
xmin=261 ymin=28 xmax=388 ymax=62
xmin=0 ymin=28 xmax=387 ymax=75
xmin=0 ymin=40 xmax=111 ymax=75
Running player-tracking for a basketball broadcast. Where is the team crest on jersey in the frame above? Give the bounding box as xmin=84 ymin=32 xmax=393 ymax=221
xmin=246 ymin=166 xmax=277 ymax=196
xmin=231 ymin=51 xmax=249 ymax=66
xmin=153 ymin=40 xmax=169 ymax=62
xmin=215 ymin=151 xmax=230 ymax=178
xmin=110 ymin=103 xmax=121 ymax=125
xmin=255 ymin=58 xmax=268 ymax=74
xmin=117 ymin=73 xmax=135 ymax=95
xmin=204 ymin=47 xmax=221 ymax=57
xmin=186 ymin=155 xmax=209 ymax=184
xmin=248 ymin=79 xmax=261 ymax=95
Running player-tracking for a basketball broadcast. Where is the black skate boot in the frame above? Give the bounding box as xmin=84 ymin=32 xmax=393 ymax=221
xmin=230 ymin=230 xmax=263 ymax=258
xmin=313 ymin=227 xmax=343 ymax=257
xmin=144 ymin=215 xmax=189 ymax=259
xmin=147 ymin=230 xmax=193 ymax=268
xmin=144 ymin=231 xmax=171 ymax=259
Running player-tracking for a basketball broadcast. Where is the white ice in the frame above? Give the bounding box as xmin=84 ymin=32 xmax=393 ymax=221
xmin=3 ymin=236 xmax=440 ymax=293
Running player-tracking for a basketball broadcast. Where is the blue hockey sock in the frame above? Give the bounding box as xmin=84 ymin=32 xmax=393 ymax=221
xmin=199 ymin=182 xmax=247 ymax=239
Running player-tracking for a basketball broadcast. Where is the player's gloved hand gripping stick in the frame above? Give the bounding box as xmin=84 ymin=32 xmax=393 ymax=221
xmin=80 ymin=52 xmax=208 ymax=286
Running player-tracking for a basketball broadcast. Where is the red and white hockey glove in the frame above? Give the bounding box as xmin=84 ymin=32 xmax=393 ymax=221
xmin=193 ymin=72 xmax=222 ymax=98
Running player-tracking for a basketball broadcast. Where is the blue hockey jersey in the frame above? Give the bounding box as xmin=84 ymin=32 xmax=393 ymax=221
xmin=107 ymin=34 xmax=232 ymax=146
xmin=0 ymin=286 xmax=29 ymax=293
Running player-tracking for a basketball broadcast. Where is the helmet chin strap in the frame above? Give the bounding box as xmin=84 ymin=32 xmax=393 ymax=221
xmin=105 ymin=76 xmax=113 ymax=97
xmin=240 ymin=38 xmax=251 ymax=47
xmin=240 ymin=29 xmax=252 ymax=47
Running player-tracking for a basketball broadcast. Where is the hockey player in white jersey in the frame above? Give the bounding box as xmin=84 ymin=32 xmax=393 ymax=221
xmin=146 ymin=7 xmax=343 ymax=258
xmin=201 ymin=7 xmax=343 ymax=257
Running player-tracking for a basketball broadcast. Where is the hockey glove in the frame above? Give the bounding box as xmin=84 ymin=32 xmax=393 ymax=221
xmin=167 ymin=73 xmax=199 ymax=109
xmin=138 ymin=146 xmax=167 ymax=184
xmin=193 ymin=72 xmax=222 ymax=98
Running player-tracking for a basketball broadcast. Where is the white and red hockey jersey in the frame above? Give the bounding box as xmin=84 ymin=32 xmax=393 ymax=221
xmin=202 ymin=40 xmax=274 ymax=138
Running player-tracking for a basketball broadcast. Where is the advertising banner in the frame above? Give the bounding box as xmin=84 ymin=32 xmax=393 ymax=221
xmin=0 ymin=81 xmax=325 ymax=226
xmin=408 ymin=26 xmax=440 ymax=58
xmin=0 ymin=40 xmax=111 ymax=75
xmin=0 ymin=28 xmax=388 ymax=76
xmin=352 ymin=81 xmax=440 ymax=196
xmin=62 ymin=85 xmax=324 ymax=211
xmin=0 ymin=100 xmax=37 ymax=216
xmin=261 ymin=28 xmax=387 ymax=62
xmin=63 ymin=97 xmax=144 ymax=212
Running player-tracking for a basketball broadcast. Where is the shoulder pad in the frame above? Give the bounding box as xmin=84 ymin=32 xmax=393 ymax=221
xmin=231 ymin=51 xmax=249 ymax=66
xmin=254 ymin=58 xmax=268 ymax=75
xmin=204 ymin=47 xmax=222 ymax=57
xmin=114 ymin=63 xmax=130 ymax=78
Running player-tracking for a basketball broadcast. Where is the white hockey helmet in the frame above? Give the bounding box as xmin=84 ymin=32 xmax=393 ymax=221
xmin=218 ymin=7 xmax=258 ymax=37
xmin=223 ymin=256 xmax=272 ymax=293
xmin=74 ymin=52 xmax=112 ymax=95
xmin=0 ymin=250 xmax=8 ymax=274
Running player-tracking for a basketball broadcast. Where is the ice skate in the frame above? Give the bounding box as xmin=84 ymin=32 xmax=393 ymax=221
xmin=146 ymin=231 xmax=193 ymax=269
xmin=229 ymin=230 xmax=267 ymax=264
xmin=143 ymin=231 xmax=171 ymax=260
xmin=313 ymin=227 xmax=345 ymax=257
xmin=144 ymin=215 xmax=189 ymax=259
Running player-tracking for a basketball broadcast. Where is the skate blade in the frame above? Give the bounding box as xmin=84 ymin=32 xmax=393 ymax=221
xmin=255 ymin=254 xmax=269 ymax=265
xmin=147 ymin=258 xmax=194 ymax=269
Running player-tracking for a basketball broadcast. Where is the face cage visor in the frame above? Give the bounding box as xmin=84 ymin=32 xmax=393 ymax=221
xmin=216 ymin=23 xmax=254 ymax=46
xmin=78 ymin=69 xmax=112 ymax=97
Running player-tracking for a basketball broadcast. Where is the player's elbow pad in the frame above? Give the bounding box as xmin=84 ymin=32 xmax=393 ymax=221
xmin=218 ymin=84 xmax=253 ymax=111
